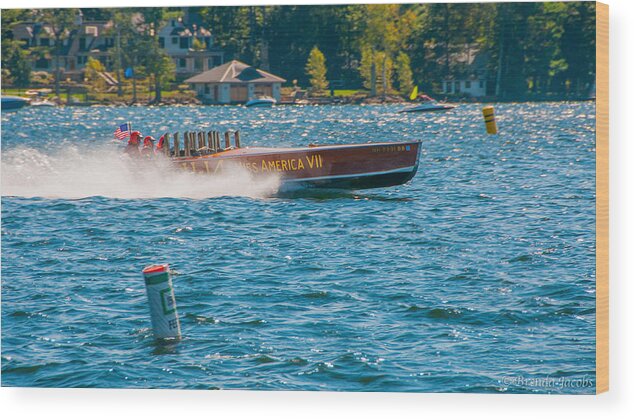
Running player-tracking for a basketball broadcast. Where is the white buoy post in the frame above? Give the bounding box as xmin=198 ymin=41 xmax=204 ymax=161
xmin=142 ymin=264 xmax=181 ymax=340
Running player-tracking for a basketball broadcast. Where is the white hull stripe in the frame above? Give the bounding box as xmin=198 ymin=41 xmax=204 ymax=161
xmin=283 ymin=165 xmax=417 ymax=183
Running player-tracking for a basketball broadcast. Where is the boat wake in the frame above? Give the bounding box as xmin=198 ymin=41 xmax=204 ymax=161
xmin=1 ymin=144 xmax=280 ymax=199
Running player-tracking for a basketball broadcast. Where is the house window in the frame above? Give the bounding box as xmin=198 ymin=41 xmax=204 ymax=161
xmin=179 ymin=58 xmax=186 ymax=68
xmin=35 ymin=58 xmax=49 ymax=69
xmin=179 ymin=37 xmax=189 ymax=49
xmin=479 ymin=80 xmax=485 ymax=89
xmin=454 ymin=81 xmax=460 ymax=92
xmin=79 ymin=37 xmax=87 ymax=51
xmin=204 ymin=84 xmax=210 ymax=95
xmin=171 ymin=19 xmax=176 ymax=27
xmin=40 ymin=37 xmax=50 ymax=47
xmin=159 ymin=37 xmax=165 ymax=48
xmin=172 ymin=37 xmax=178 ymax=45
xmin=212 ymin=55 xmax=222 ymax=67
xmin=465 ymin=81 xmax=471 ymax=89
xmin=194 ymin=57 xmax=203 ymax=70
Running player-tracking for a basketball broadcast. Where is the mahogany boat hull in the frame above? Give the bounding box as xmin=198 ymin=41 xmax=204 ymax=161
xmin=171 ymin=141 xmax=421 ymax=190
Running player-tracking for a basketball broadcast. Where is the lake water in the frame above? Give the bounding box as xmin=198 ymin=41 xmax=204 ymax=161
xmin=1 ymin=102 xmax=596 ymax=393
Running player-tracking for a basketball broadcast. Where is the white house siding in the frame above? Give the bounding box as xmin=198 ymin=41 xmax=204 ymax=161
xmin=442 ymin=80 xmax=487 ymax=97
xmin=194 ymin=82 xmax=281 ymax=104
xmin=220 ymin=85 xmax=231 ymax=103
xmin=173 ymin=54 xmax=223 ymax=76
xmin=193 ymin=83 xmax=231 ymax=104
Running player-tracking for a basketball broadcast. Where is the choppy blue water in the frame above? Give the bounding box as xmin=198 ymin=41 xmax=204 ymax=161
xmin=1 ymin=102 xmax=596 ymax=393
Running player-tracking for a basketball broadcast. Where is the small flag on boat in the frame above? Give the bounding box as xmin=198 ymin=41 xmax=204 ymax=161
xmin=114 ymin=123 xmax=131 ymax=140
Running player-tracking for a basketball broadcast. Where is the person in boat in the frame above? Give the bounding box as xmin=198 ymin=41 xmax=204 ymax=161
xmin=124 ymin=131 xmax=142 ymax=156
xmin=141 ymin=136 xmax=155 ymax=158
xmin=418 ymin=94 xmax=434 ymax=102
xmin=155 ymin=134 xmax=166 ymax=155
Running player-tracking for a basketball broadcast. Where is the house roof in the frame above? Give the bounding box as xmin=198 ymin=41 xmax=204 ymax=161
xmin=436 ymin=44 xmax=490 ymax=80
xmin=11 ymin=22 xmax=57 ymax=40
xmin=184 ymin=60 xmax=286 ymax=84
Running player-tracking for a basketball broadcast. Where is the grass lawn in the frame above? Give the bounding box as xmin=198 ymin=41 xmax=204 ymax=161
xmin=1 ymin=88 xmax=31 ymax=96
xmin=333 ymin=89 xmax=366 ymax=97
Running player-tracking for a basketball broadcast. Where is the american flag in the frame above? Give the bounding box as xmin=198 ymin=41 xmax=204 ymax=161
xmin=114 ymin=123 xmax=131 ymax=140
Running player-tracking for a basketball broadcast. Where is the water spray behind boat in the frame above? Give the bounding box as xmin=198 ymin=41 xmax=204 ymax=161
xmin=0 ymin=143 xmax=281 ymax=200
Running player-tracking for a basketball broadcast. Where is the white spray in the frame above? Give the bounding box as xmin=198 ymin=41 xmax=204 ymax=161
xmin=1 ymin=144 xmax=280 ymax=199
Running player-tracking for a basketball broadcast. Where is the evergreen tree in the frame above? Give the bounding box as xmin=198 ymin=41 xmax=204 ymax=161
xmin=396 ymin=52 xmax=414 ymax=96
xmin=1 ymin=10 xmax=32 ymax=87
xmin=2 ymin=40 xmax=31 ymax=87
xmin=305 ymin=46 xmax=329 ymax=94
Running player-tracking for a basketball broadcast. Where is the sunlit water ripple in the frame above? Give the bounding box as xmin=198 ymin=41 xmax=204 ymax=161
xmin=1 ymin=103 xmax=596 ymax=393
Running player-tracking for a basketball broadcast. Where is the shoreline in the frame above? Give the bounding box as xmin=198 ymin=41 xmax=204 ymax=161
xmin=2 ymin=95 xmax=596 ymax=108
xmin=2 ymin=88 xmax=595 ymax=108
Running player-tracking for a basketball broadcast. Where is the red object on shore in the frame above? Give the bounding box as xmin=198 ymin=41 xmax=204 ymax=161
xmin=171 ymin=141 xmax=421 ymax=190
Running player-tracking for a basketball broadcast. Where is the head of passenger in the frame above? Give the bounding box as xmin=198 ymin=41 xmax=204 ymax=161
xmin=129 ymin=131 xmax=141 ymax=145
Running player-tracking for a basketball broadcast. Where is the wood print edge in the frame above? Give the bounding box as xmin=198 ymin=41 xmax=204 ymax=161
xmin=595 ymin=0 xmax=609 ymax=395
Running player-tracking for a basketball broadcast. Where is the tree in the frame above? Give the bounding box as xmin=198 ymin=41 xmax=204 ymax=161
xmin=305 ymin=46 xmax=328 ymax=94
xmin=192 ymin=38 xmax=206 ymax=51
xmin=395 ymin=52 xmax=414 ymax=96
xmin=37 ymin=9 xmax=78 ymax=99
xmin=108 ymin=8 xmax=135 ymax=97
xmin=84 ymin=56 xmax=106 ymax=92
xmin=137 ymin=8 xmax=177 ymax=103
xmin=359 ymin=47 xmax=375 ymax=92
xmin=2 ymin=40 xmax=31 ymax=87
xmin=1 ymin=10 xmax=32 ymax=87
xmin=358 ymin=4 xmax=418 ymax=96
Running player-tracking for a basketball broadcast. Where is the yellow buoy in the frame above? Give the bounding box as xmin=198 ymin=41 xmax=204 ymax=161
xmin=482 ymin=106 xmax=498 ymax=134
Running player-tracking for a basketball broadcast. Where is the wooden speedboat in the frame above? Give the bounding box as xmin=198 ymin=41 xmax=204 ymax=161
xmin=174 ymin=141 xmax=421 ymax=190
xmin=138 ymin=131 xmax=421 ymax=190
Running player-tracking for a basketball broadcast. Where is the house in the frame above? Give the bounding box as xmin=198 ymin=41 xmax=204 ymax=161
xmin=8 ymin=13 xmax=224 ymax=83
xmin=11 ymin=18 xmax=115 ymax=80
xmin=65 ymin=20 xmax=114 ymax=78
xmin=441 ymin=48 xmax=490 ymax=98
xmin=158 ymin=18 xmax=224 ymax=78
xmin=185 ymin=60 xmax=286 ymax=104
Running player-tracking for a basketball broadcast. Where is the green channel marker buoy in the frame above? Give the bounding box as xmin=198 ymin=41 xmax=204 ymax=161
xmin=142 ymin=264 xmax=181 ymax=340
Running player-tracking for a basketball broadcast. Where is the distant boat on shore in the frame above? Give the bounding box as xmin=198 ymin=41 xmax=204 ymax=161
xmin=398 ymin=101 xmax=456 ymax=113
xmin=245 ymin=96 xmax=276 ymax=108
xmin=1 ymin=96 xmax=29 ymax=111
xmin=398 ymin=87 xmax=456 ymax=113
xmin=30 ymin=99 xmax=57 ymax=107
